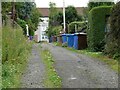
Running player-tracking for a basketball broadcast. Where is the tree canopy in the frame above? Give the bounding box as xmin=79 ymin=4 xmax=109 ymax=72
xmin=2 ymin=2 xmax=41 ymax=36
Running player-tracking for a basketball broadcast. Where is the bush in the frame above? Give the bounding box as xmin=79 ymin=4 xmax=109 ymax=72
xmin=87 ymin=6 xmax=112 ymax=51
xmin=46 ymin=26 xmax=62 ymax=38
xmin=68 ymin=21 xmax=87 ymax=33
xmin=16 ymin=18 xmax=27 ymax=35
xmin=105 ymin=2 xmax=120 ymax=59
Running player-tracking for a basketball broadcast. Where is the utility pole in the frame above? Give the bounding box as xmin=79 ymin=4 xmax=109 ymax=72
xmin=0 ymin=0 xmax=2 ymax=29
xmin=63 ymin=0 xmax=66 ymax=33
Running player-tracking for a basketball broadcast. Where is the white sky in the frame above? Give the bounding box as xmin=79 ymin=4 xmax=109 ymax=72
xmin=35 ymin=0 xmax=89 ymax=7
xmin=35 ymin=0 xmax=119 ymax=8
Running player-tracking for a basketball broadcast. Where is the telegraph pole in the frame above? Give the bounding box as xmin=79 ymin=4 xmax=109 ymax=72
xmin=63 ymin=0 xmax=66 ymax=33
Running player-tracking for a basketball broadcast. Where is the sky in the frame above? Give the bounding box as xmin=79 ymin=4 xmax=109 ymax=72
xmin=35 ymin=0 xmax=119 ymax=8
xmin=35 ymin=0 xmax=89 ymax=7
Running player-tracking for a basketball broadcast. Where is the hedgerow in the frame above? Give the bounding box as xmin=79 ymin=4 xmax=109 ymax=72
xmin=87 ymin=6 xmax=112 ymax=51
xmin=105 ymin=2 xmax=120 ymax=60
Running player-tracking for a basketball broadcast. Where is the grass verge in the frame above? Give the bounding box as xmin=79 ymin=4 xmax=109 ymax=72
xmin=2 ymin=25 xmax=32 ymax=88
xmin=40 ymin=49 xmax=62 ymax=88
xmin=53 ymin=42 xmax=118 ymax=73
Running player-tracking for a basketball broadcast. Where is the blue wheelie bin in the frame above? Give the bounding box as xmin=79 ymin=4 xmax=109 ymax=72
xmin=67 ymin=34 xmax=74 ymax=47
xmin=73 ymin=33 xmax=78 ymax=49
xmin=62 ymin=34 xmax=67 ymax=43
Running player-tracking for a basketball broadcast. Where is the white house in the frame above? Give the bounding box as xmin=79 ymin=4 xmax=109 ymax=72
xmin=35 ymin=17 xmax=49 ymax=42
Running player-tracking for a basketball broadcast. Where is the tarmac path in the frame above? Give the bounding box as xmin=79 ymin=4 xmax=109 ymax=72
xmin=41 ymin=43 xmax=118 ymax=88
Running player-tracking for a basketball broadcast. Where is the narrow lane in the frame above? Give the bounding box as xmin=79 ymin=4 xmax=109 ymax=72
xmin=41 ymin=43 xmax=118 ymax=88
xmin=21 ymin=44 xmax=45 ymax=88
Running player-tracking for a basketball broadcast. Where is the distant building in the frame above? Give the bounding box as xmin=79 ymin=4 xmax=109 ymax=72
xmin=35 ymin=17 xmax=49 ymax=42
xmin=35 ymin=7 xmax=87 ymax=42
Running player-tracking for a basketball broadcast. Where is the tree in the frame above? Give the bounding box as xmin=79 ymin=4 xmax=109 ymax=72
xmin=65 ymin=6 xmax=78 ymax=24
xmin=15 ymin=2 xmax=41 ymax=35
xmin=47 ymin=2 xmax=62 ymax=37
xmin=49 ymin=2 xmax=60 ymax=26
xmin=30 ymin=6 xmax=41 ymax=30
xmin=16 ymin=2 xmax=34 ymax=20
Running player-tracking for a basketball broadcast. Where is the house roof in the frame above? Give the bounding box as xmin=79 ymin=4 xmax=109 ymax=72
xmin=37 ymin=7 xmax=87 ymax=17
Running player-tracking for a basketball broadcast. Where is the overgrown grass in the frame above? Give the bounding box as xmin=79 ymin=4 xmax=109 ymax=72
xmin=40 ymin=49 xmax=62 ymax=88
xmin=53 ymin=42 xmax=118 ymax=73
xmin=2 ymin=25 xmax=32 ymax=88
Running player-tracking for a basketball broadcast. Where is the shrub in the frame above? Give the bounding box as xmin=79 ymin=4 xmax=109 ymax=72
xmin=87 ymin=6 xmax=112 ymax=51
xmin=105 ymin=2 xmax=120 ymax=59
xmin=46 ymin=26 xmax=62 ymax=38
xmin=16 ymin=18 xmax=27 ymax=35
xmin=68 ymin=21 xmax=87 ymax=33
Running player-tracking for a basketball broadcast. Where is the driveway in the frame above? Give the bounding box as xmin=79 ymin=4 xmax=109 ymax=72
xmin=21 ymin=44 xmax=45 ymax=88
xmin=41 ymin=43 xmax=118 ymax=88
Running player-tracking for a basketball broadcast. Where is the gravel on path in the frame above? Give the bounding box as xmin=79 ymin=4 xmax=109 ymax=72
xmin=21 ymin=44 xmax=45 ymax=88
xmin=41 ymin=43 xmax=118 ymax=88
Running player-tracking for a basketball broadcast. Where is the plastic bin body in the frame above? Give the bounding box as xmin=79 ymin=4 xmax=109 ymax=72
xmin=62 ymin=34 xmax=67 ymax=43
xmin=73 ymin=33 xmax=87 ymax=50
xmin=78 ymin=34 xmax=87 ymax=49
xmin=73 ymin=34 xmax=78 ymax=49
xmin=67 ymin=34 xmax=74 ymax=47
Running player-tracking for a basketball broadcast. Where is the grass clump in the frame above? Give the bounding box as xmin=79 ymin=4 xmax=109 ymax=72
xmin=2 ymin=25 xmax=32 ymax=88
xmin=41 ymin=49 xmax=62 ymax=88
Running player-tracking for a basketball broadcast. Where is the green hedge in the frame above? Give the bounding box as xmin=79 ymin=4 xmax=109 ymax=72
xmin=68 ymin=21 xmax=87 ymax=33
xmin=87 ymin=6 xmax=112 ymax=51
xmin=105 ymin=2 xmax=120 ymax=60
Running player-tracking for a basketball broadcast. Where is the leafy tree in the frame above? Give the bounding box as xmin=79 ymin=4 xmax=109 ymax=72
xmin=47 ymin=2 xmax=62 ymax=37
xmin=16 ymin=2 xmax=34 ymax=20
xmin=2 ymin=2 xmax=41 ymax=36
xmin=30 ymin=6 xmax=41 ymax=30
xmin=65 ymin=6 xmax=78 ymax=24
xmin=16 ymin=2 xmax=41 ymax=35
xmin=49 ymin=2 xmax=60 ymax=26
